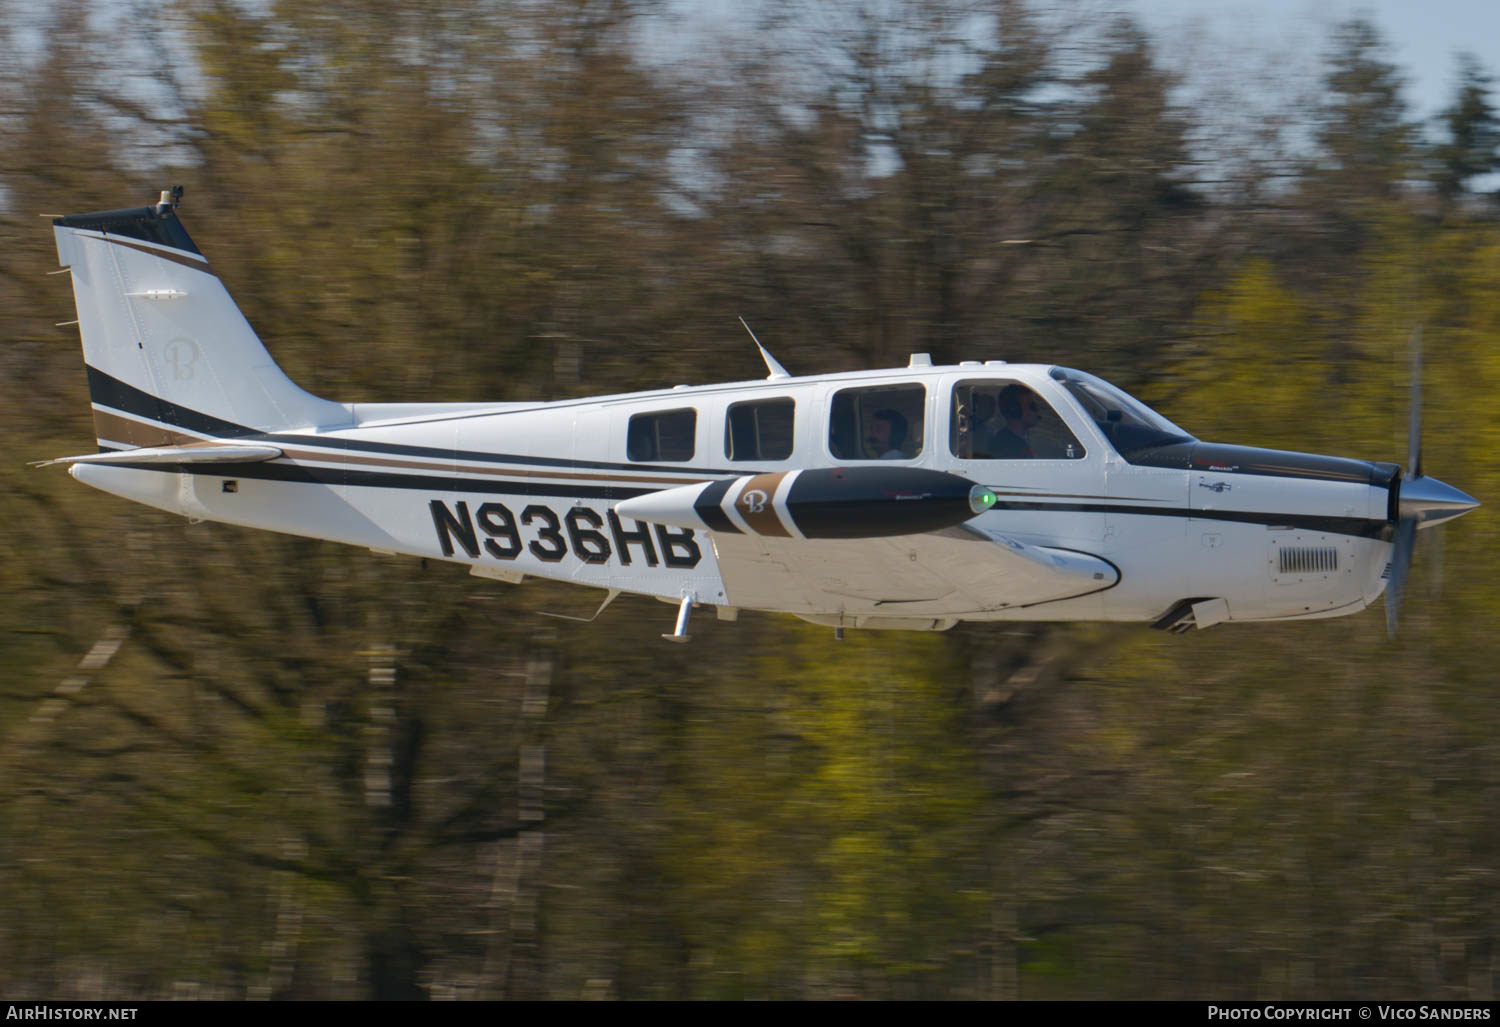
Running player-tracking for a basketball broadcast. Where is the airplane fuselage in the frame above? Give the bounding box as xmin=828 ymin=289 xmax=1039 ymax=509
xmin=72 ymin=361 xmax=1397 ymax=631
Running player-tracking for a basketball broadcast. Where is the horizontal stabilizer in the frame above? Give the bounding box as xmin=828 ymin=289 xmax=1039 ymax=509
xmin=33 ymin=444 xmax=283 ymax=468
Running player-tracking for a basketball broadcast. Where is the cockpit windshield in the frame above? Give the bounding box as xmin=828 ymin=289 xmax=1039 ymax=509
xmin=1049 ymin=367 xmax=1194 ymax=459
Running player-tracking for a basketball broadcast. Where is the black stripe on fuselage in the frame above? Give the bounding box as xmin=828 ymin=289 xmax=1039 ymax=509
xmin=262 ymin=431 xmax=762 ymax=478
xmin=83 ymin=365 xmax=764 ymax=478
xmin=986 ymin=499 xmax=1389 ymax=540
xmin=102 ymin=460 xmax=1389 ymax=539
xmin=79 ymin=369 xmax=1393 ymax=539
xmin=103 ymin=459 xmax=658 ymax=501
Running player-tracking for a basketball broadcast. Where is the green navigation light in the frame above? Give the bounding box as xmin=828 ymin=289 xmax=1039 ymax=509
xmin=968 ymin=485 xmax=998 ymax=515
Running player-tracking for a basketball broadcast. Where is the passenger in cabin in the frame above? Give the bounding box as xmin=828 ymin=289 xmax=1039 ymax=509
xmin=989 ymin=385 xmax=1040 ymax=459
xmin=867 ymin=409 xmax=909 ymax=460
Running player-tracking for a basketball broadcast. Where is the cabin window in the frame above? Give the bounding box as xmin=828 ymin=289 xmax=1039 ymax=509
xmin=627 ymin=408 xmax=696 ymax=462
xmin=828 ymin=383 xmax=925 ymax=460
xmin=725 ymin=398 xmax=795 ymax=461
xmin=950 ymin=381 xmax=1085 ymax=460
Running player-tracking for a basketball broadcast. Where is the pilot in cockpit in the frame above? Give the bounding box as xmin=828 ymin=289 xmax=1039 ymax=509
xmin=988 ymin=385 xmax=1040 ymax=459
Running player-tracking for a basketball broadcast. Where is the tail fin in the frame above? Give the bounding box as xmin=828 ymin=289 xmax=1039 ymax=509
xmin=52 ymin=189 xmax=346 ymax=450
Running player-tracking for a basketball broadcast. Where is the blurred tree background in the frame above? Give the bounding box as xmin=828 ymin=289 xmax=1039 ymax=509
xmin=1 ymin=0 xmax=1497 ymax=1000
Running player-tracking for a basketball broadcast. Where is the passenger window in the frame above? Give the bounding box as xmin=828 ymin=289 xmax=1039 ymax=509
xmin=726 ymin=398 xmax=795 ymax=461
xmin=951 ymin=381 xmax=1084 ymax=460
xmin=828 ymin=384 xmax=925 ymax=460
xmin=627 ymin=408 xmax=696 ymax=462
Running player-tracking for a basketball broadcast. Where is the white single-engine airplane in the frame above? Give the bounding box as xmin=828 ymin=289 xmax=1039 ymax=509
xmin=41 ymin=190 xmax=1478 ymax=639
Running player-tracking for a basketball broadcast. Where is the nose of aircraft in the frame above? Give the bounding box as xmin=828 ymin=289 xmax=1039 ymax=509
xmin=1399 ymin=474 xmax=1481 ymax=528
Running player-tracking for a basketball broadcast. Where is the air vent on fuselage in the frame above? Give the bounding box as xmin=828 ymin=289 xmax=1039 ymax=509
xmin=1278 ymin=546 xmax=1338 ymax=575
xmin=1268 ymin=534 xmax=1348 ymax=586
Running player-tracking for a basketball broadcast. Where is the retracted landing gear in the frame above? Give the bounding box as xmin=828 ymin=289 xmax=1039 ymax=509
xmin=1151 ymin=597 xmax=1229 ymax=634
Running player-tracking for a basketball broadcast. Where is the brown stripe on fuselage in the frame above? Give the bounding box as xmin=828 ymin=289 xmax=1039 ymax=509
xmin=91 ymin=406 xmax=714 ymax=488
xmin=1242 ymin=464 xmax=1367 ymax=482
xmin=93 ymin=407 xmax=198 ymax=449
xmin=273 ymin=445 xmax=711 ymax=487
xmin=735 ymin=472 xmax=791 ymax=537
xmin=102 ymin=236 xmax=218 ymax=276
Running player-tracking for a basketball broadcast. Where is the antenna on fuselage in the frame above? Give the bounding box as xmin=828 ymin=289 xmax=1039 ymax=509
xmin=740 ymin=317 xmax=790 ymax=380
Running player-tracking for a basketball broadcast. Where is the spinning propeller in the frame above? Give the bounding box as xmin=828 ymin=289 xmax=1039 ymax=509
xmin=1385 ymin=327 xmax=1480 ymax=636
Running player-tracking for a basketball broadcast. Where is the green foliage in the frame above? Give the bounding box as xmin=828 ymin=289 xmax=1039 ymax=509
xmin=2 ymin=0 xmax=1499 ymax=1001
xmin=1315 ymin=18 xmax=1418 ymax=199
xmin=672 ymin=628 xmax=984 ymax=994
xmin=1433 ymin=53 xmax=1500 ymax=203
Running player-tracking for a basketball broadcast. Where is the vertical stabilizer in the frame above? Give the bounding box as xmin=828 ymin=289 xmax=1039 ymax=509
xmin=53 ymin=190 xmax=346 ymax=449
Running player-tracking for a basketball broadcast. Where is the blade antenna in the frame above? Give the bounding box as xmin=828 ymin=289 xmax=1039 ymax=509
xmin=740 ymin=317 xmax=790 ymax=380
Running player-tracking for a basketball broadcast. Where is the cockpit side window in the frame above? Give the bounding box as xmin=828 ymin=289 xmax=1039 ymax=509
xmin=829 ymin=384 xmax=926 ymax=460
xmin=627 ymin=408 xmax=697 ymax=462
xmin=1048 ymin=367 xmax=1193 ymax=460
xmin=951 ymin=380 xmax=1084 ymax=460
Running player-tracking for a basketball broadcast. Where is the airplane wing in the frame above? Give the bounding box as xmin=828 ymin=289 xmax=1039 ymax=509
xmin=614 ymin=467 xmax=1118 ymax=620
xmin=709 ymin=525 xmax=1116 ymax=618
xmin=32 ymin=443 xmax=284 ymax=468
